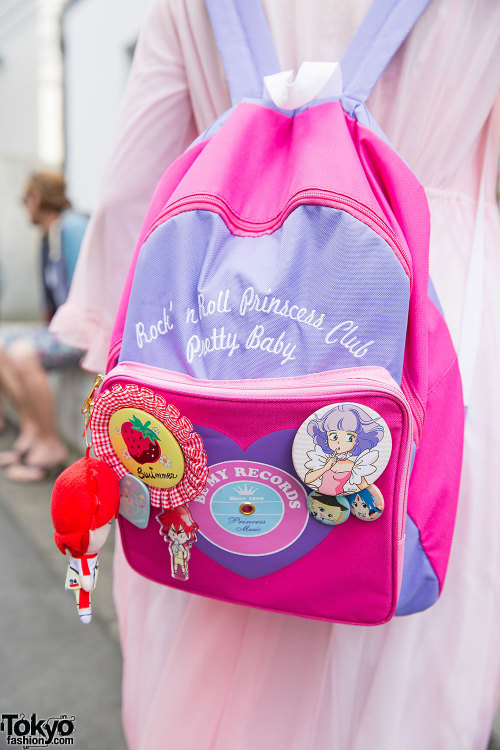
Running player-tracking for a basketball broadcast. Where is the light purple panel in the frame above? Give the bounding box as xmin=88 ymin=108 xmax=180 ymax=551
xmin=341 ymin=0 xmax=431 ymax=116
xmin=396 ymin=515 xmax=439 ymax=614
xmin=120 ymin=207 xmax=410 ymax=382
xmin=204 ymin=0 xmax=280 ymax=104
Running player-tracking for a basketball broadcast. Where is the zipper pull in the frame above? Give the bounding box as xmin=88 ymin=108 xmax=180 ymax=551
xmin=81 ymin=375 xmax=104 ymax=439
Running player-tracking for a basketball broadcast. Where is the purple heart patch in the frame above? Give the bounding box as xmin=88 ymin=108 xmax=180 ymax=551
xmin=189 ymin=426 xmax=333 ymax=578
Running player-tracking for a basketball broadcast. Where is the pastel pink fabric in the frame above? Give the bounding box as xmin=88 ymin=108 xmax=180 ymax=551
xmin=50 ymin=0 xmax=500 ymax=748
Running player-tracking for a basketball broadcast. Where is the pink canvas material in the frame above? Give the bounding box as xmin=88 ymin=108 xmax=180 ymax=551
xmin=154 ymin=104 xmax=403 ymax=225
xmin=100 ymin=365 xmax=413 ymax=625
xmin=346 ymin=116 xmax=430 ymax=423
xmin=406 ymin=299 xmax=464 ymax=591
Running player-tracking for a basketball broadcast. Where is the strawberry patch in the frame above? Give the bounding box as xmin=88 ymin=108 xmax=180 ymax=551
xmin=121 ymin=415 xmax=161 ymax=464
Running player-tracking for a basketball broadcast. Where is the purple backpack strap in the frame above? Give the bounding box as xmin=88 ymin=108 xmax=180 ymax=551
xmin=205 ymin=0 xmax=431 ymax=110
xmin=341 ymin=0 xmax=431 ymax=115
xmin=204 ymin=0 xmax=281 ymax=104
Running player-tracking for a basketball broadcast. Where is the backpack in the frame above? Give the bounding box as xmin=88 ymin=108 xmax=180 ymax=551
xmin=89 ymin=0 xmax=464 ymax=625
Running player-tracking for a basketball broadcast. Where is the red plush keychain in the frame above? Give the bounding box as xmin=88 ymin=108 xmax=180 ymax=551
xmin=51 ymin=447 xmax=120 ymax=623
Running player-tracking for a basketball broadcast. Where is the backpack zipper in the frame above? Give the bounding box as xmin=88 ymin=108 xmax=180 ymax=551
xmin=105 ymin=360 xmax=404 ymax=399
xmin=97 ymin=361 xmax=413 ymax=539
xmin=105 ymin=360 xmax=423 ymax=442
xmin=145 ymin=189 xmax=413 ymax=286
xmin=400 ymin=374 xmax=424 ymax=443
xmin=123 ymin=191 xmax=423 ymax=438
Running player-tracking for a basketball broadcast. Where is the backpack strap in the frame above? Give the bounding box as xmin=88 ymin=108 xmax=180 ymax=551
xmin=205 ymin=0 xmax=281 ymax=105
xmin=206 ymin=0 xmax=431 ymax=110
xmin=341 ymin=0 xmax=431 ymax=115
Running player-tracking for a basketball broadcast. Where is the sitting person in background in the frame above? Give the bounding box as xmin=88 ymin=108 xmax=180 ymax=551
xmin=0 ymin=171 xmax=87 ymax=482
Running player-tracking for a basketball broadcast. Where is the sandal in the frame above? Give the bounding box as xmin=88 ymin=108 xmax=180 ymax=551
xmin=0 ymin=449 xmax=28 ymax=468
xmin=4 ymin=460 xmax=66 ymax=483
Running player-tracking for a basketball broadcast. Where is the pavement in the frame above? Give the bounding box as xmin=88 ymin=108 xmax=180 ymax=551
xmin=0 ymin=425 xmax=126 ymax=749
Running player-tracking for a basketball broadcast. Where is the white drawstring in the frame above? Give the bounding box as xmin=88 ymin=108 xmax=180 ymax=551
xmin=263 ymin=61 xmax=342 ymax=110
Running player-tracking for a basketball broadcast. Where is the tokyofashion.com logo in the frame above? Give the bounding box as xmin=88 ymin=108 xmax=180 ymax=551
xmin=0 ymin=713 xmax=75 ymax=747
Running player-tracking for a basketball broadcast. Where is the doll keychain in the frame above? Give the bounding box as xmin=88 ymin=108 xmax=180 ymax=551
xmin=51 ymin=379 xmax=120 ymax=623
xmin=51 ymin=445 xmax=121 ymax=623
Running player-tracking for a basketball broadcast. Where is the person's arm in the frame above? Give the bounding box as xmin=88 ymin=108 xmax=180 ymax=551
xmin=304 ymin=455 xmax=336 ymax=484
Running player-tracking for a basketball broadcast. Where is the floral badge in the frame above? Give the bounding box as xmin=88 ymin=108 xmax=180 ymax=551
xmin=90 ymin=383 xmax=209 ymax=509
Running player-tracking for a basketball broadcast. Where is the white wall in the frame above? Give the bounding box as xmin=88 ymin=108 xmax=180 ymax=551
xmin=0 ymin=0 xmax=151 ymax=320
xmin=0 ymin=2 xmax=45 ymax=320
xmin=63 ymin=0 xmax=153 ymax=215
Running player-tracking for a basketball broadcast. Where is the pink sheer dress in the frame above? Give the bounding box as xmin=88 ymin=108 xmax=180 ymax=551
xmin=51 ymin=1 xmax=500 ymax=747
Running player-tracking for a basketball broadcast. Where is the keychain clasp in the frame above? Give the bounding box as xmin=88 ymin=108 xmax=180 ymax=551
xmin=81 ymin=374 xmax=104 ymax=440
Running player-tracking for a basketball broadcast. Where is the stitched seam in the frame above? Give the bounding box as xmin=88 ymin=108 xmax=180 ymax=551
xmin=428 ymin=357 xmax=458 ymax=396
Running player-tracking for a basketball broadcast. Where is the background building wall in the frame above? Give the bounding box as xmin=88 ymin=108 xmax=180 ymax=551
xmin=63 ymin=0 xmax=152 ymax=215
xmin=0 ymin=0 xmax=151 ymax=321
xmin=0 ymin=0 xmax=55 ymax=321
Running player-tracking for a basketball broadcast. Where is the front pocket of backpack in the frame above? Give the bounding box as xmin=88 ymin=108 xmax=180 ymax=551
xmin=91 ymin=363 xmax=413 ymax=624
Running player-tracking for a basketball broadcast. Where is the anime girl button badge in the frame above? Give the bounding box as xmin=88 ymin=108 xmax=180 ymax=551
xmin=292 ymin=402 xmax=391 ymax=525
xmin=347 ymin=484 xmax=384 ymax=521
xmin=306 ymin=491 xmax=350 ymax=526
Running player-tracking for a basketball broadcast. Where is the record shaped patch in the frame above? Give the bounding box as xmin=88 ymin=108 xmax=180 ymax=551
xmin=192 ymin=460 xmax=309 ymax=556
xmin=292 ymin=402 xmax=392 ymax=495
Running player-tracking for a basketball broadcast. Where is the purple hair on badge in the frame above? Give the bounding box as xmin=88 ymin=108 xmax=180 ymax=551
xmin=307 ymin=404 xmax=384 ymax=456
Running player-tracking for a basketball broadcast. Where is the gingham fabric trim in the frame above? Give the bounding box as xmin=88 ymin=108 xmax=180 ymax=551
xmin=89 ymin=383 xmax=209 ymax=509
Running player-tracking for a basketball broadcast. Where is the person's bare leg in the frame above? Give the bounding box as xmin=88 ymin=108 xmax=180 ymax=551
xmin=0 ymin=397 xmax=7 ymax=433
xmin=2 ymin=340 xmax=67 ymax=480
xmin=0 ymin=344 xmax=39 ymax=461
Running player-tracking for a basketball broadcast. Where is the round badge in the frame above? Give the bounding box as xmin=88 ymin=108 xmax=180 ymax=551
xmin=347 ymin=483 xmax=384 ymax=521
xmin=119 ymin=474 xmax=151 ymax=528
xmin=306 ymin=491 xmax=350 ymax=526
xmin=292 ymin=402 xmax=392 ymax=496
xmin=192 ymin=460 xmax=309 ymax=556
xmin=109 ymin=408 xmax=185 ymax=489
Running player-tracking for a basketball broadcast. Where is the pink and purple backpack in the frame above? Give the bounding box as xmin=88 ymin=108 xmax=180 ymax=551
xmin=89 ymin=0 xmax=464 ymax=625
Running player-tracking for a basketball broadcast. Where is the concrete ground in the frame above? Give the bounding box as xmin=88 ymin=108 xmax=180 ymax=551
xmin=0 ymin=425 xmax=126 ymax=749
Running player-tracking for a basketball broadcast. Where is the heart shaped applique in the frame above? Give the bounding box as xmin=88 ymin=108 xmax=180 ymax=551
xmin=188 ymin=426 xmax=334 ymax=578
xmin=118 ymin=427 xmax=335 ymax=581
